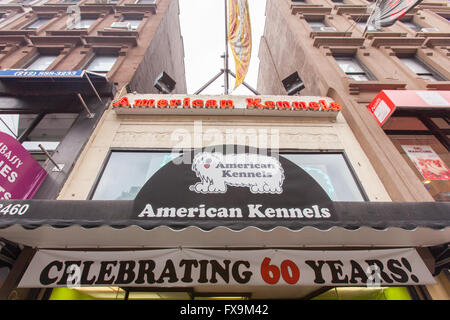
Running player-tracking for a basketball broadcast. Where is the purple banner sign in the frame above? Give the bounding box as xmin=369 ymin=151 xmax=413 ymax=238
xmin=0 ymin=132 xmax=47 ymax=199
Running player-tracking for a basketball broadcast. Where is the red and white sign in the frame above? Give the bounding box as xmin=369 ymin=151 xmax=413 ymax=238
xmin=19 ymin=248 xmax=435 ymax=288
xmin=367 ymin=90 xmax=450 ymax=126
xmin=402 ymin=145 xmax=450 ymax=180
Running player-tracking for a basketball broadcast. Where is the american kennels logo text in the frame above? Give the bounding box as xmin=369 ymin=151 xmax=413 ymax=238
xmin=138 ymin=203 xmax=331 ymax=219
xmin=189 ymin=152 xmax=284 ymax=194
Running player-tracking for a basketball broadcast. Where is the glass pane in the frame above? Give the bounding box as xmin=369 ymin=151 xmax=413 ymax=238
xmin=92 ymin=152 xmax=180 ymax=200
xmin=308 ymin=21 xmax=326 ymax=30
xmin=24 ymin=18 xmax=50 ymax=29
xmin=0 ymin=115 xmax=20 ymax=138
xmin=419 ymin=74 xmax=439 ymax=82
xmin=70 ymin=19 xmax=96 ymax=29
xmin=357 ymin=22 xmax=377 ymax=31
xmin=26 ymin=55 xmax=57 ymax=70
xmin=431 ymin=117 xmax=450 ymax=130
xmin=335 ymin=57 xmax=364 ymax=73
xmin=124 ymin=19 xmax=141 ymax=30
xmin=348 ymin=74 xmax=369 ymax=81
xmin=402 ymin=21 xmax=421 ymax=32
xmin=400 ymin=57 xmax=431 ymax=74
xmin=19 ymin=113 xmax=78 ymax=144
xmin=86 ymin=56 xmax=117 ymax=73
xmin=281 ymin=153 xmax=365 ymax=201
xmin=389 ymin=135 xmax=450 ymax=201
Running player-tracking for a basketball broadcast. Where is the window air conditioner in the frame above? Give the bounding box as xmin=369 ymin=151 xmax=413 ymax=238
xmin=420 ymin=27 xmax=439 ymax=32
xmin=95 ymin=0 xmax=109 ymax=3
xmin=320 ymin=26 xmax=337 ymax=32
xmin=110 ymin=22 xmax=132 ymax=30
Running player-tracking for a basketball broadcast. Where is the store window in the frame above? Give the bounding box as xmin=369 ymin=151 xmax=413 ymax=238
xmin=22 ymin=17 xmax=51 ymax=30
xmin=398 ymin=56 xmax=446 ymax=81
xmin=91 ymin=151 xmax=366 ymax=201
xmin=24 ymin=55 xmax=58 ymax=70
xmin=0 ymin=113 xmax=78 ymax=166
xmin=85 ymin=55 xmax=118 ymax=74
xmin=384 ymin=114 xmax=450 ymax=201
xmin=334 ymin=55 xmax=375 ymax=81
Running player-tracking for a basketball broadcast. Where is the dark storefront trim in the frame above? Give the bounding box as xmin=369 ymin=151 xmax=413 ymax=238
xmin=0 ymin=70 xmax=115 ymax=200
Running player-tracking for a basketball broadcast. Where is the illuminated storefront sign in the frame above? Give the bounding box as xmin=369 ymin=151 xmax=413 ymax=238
xmin=112 ymin=94 xmax=341 ymax=117
xmin=0 ymin=132 xmax=47 ymax=199
xmin=18 ymin=248 xmax=435 ymax=288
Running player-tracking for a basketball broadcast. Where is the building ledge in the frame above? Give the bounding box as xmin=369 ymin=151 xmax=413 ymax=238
xmin=424 ymin=37 xmax=450 ymax=47
xmin=46 ymin=30 xmax=89 ymax=36
xmin=313 ymin=37 xmax=365 ymax=48
xmin=0 ymin=35 xmax=27 ymax=46
xmin=371 ymin=37 xmax=425 ymax=48
xmin=348 ymin=80 xmax=407 ymax=95
xmin=29 ymin=36 xmax=82 ymax=46
xmin=32 ymin=4 xmax=114 ymax=14
xmin=0 ymin=5 xmax=25 ymax=12
xmin=309 ymin=31 xmax=352 ymax=39
xmin=418 ymin=3 xmax=449 ymax=9
xmin=97 ymin=29 xmax=139 ymax=37
xmin=335 ymin=5 xmax=367 ymax=15
xmin=290 ymin=4 xmax=331 ymax=15
xmin=0 ymin=30 xmax=37 ymax=36
xmin=425 ymin=82 xmax=450 ymax=90
xmin=365 ymin=32 xmax=408 ymax=40
xmin=116 ymin=4 xmax=157 ymax=14
xmin=83 ymin=35 xmax=138 ymax=47
xmin=416 ymin=32 xmax=450 ymax=38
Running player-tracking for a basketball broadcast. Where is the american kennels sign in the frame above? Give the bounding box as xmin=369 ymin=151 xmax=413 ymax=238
xmin=112 ymin=94 xmax=341 ymax=118
xmin=18 ymin=248 xmax=435 ymax=287
xmin=134 ymin=145 xmax=333 ymax=227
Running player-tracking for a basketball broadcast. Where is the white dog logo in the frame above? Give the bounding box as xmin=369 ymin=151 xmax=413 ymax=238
xmin=189 ymin=152 xmax=285 ymax=194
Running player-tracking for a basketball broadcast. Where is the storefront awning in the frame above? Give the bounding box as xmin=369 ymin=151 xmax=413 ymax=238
xmin=0 ymin=70 xmax=113 ymax=98
xmin=0 ymin=200 xmax=448 ymax=248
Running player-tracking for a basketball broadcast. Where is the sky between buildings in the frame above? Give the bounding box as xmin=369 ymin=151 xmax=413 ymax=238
xmin=179 ymin=0 xmax=267 ymax=95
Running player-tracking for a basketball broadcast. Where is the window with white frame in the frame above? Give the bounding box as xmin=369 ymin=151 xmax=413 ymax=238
xmin=334 ymin=56 xmax=375 ymax=81
xmin=401 ymin=20 xmax=421 ymax=32
xmin=355 ymin=18 xmax=378 ymax=32
xmin=399 ymin=56 xmax=446 ymax=81
xmin=23 ymin=17 xmax=51 ymax=30
xmin=85 ymin=55 xmax=118 ymax=74
xmin=307 ymin=20 xmax=328 ymax=31
xmin=135 ymin=0 xmax=156 ymax=4
xmin=25 ymin=55 xmax=58 ymax=70
xmin=69 ymin=18 xmax=97 ymax=30
xmin=122 ymin=18 xmax=142 ymax=30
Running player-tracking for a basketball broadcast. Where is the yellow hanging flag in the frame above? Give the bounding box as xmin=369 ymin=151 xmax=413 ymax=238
xmin=228 ymin=0 xmax=252 ymax=90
